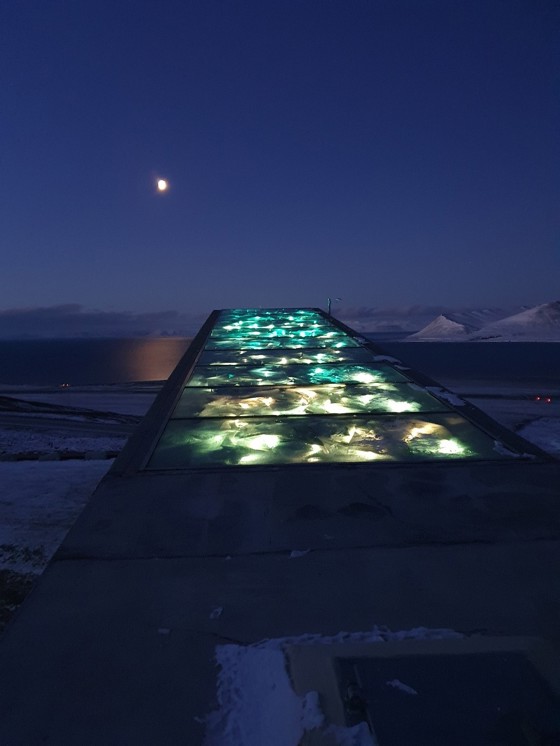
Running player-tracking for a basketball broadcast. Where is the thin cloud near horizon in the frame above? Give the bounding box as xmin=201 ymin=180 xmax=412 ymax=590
xmin=0 ymin=304 xmax=205 ymax=338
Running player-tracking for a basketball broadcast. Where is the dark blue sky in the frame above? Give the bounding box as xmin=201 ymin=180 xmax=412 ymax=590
xmin=2 ymin=0 xmax=558 ymax=322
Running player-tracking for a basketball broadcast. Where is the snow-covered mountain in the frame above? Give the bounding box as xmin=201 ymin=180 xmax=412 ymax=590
xmin=406 ymin=301 xmax=560 ymax=342
xmin=338 ymin=305 xmax=511 ymax=335
xmin=406 ymin=315 xmax=478 ymax=341
xmin=469 ymin=301 xmax=560 ymax=342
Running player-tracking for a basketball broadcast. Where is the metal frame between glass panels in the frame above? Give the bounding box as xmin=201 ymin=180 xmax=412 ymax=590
xmin=146 ymin=307 xmax=521 ymax=469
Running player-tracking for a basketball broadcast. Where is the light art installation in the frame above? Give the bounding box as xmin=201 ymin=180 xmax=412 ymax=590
xmin=172 ymin=383 xmax=448 ymax=418
xmin=197 ymin=348 xmax=375 ymax=366
xmin=148 ymin=414 xmax=503 ymax=469
xmin=186 ymin=363 xmax=411 ymax=387
xmin=204 ymin=336 xmax=359 ymax=350
xmin=147 ymin=307 xmax=518 ymax=469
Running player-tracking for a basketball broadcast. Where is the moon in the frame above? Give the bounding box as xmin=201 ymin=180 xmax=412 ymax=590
xmin=157 ymin=178 xmax=169 ymax=192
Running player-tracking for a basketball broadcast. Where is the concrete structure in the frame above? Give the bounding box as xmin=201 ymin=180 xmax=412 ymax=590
xmin=0 ymin=309 xmax=559 ymax=744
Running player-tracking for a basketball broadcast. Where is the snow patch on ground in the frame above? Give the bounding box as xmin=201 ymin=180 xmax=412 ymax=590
xmin=518 ymin=418 xmax=560 ymax=457
xmin=0 ymin=460 xmax=110 ymax=572
xmin=14 ymin=390 xmax=158 ymax=416
xmin=203 ymin=627 xmax=462 ymax=746
xmin=0 ymin=427 xmax=126 ymax=455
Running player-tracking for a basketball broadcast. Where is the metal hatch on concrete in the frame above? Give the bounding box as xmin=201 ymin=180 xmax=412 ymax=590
xmin=0 ymin=309 xmax=559 ymax=745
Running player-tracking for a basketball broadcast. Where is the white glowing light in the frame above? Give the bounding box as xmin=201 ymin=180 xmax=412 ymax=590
xmin=245 ymin=434 xmax=281 ymax=451
xmin=351 ymin=450 xmax=379 ymax=461
xmin=157 ymin=178 xmax=169 ymax=192
xmin=239 ymin=453 xmax=261 ymax=464
xmin=322 ymin=400 xmax=352 ymax=414
xmin=386 ymin=399 xmax=420 ymax=413
xmin=353 ymin=372 xmax=378 ymax=384
xmin=358 ymin=395 xmax=374 ymax=405
xmin=405 ymin=424 xmax=438 ymax=441
xmin=438 ymin=439 xmax=464 ymax=455
xmin=342 ymin=425 xmax=358 ymax=444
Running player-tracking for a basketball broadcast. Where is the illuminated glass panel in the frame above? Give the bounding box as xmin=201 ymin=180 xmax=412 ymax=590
xmin=216 ymin=314 xmax=325 ymax=328
xmin=204 ymin=336 xmax=360 ymax=350
xmin=147 ymin=413 xmax=509 ymax=469
xmin=197 ymin=348 xmax=376 ymax=366
xmin=146 ymin=307 xmax=527 ymax=469
xmin=211 ymin=317 xmax=333 ymax=333
xmin=172 ymin=383 xmax=448 ymax=418
xmin=219 ymin=308 xmax=321 ymax=318
xmin=211 ymin=325 xmax=345 ymax=339
xmin=186 ymin=363 xmax=410 ymax=387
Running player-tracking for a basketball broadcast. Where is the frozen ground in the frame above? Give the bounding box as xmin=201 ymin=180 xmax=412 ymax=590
xmin=438 ymin=378 xmax=560 ymax=453
xmin=0 ymin=386 xmax=159 ymax=630
xmin=0 ymin=380 xmax=558 ymax=632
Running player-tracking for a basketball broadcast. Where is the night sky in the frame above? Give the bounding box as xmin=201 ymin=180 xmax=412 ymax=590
xmin=2 ymin=0 xmax=558 ymax=330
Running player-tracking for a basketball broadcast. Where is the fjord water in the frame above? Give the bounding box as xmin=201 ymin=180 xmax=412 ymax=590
xmin=0 ymin=338 xmax=191 ymax=386
xmin=0 ymin=338 xmax=559 ymax=386
xmin=381 ymin=342 xmax=560 ymax=383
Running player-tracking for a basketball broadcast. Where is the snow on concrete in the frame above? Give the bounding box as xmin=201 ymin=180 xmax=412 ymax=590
xmin=290 ymin=549 xmax=311 ymax=559
xmin=385 ymin=679 xmax=418 ymax=695
xmin=493 ymin=441 xmax=524 ymax=458
xmin=372 ymin=355 xmax=403 ymax=364
xmin=425 ymin=386 xmax=466 ymax=406
xmin=203 ymin=627 xmax=462 ymax=746
xmin=205 ymin=646 xmax=309 ymax=746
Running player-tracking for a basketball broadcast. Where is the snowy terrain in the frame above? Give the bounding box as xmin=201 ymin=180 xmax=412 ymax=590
xmin=408 ymin=301 xmax=560 ymax=342
xmin=338 ymin=305 xmax=512 ymax=335
xmin=0 ymin=387 xmax=158 ymax=631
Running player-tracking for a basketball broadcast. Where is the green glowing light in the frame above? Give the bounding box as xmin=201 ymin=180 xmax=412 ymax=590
xmin=147 ymin=307 xmax=517 ymax=469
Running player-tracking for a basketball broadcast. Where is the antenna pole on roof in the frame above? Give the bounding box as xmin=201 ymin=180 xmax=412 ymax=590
xmin=327 ymin=297 xmax=341 ymax=316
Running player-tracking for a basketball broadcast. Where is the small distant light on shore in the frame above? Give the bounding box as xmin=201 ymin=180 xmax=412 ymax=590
xmin=157 ymin=179 xmax=169 ymax=192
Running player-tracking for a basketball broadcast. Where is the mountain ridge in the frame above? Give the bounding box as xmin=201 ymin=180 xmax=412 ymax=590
xmin=407 ymin=301 xmax=560 ymax=342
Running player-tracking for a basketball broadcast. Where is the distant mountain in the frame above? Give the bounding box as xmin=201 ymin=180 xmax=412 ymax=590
xmin=407 ymin=314 xmax=479 ymax=341
xmin=406 ymin=301 xmax=560 ymax=342
xmin=339 ymin=305 xmax=514 ymax=336
xmin=469 ymin=301 xmax=560 ymax=342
